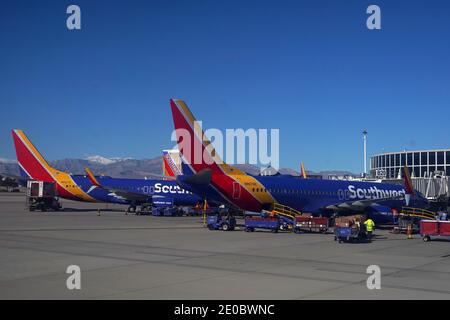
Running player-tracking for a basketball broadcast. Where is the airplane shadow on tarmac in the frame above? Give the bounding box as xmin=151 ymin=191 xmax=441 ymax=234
xmin=61 ymin=208 xmax=123 ymax=213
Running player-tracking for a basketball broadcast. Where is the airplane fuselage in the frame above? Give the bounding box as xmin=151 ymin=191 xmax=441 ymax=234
xmin=178 ymin=172 xmax=427 ymax=222
xmin=60 ymin=175 xmax=201 ymax=206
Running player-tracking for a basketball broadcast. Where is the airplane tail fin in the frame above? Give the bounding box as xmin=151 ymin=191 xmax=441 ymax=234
xmin=11 ymin=129 xmax=56 ymax=182
xmin=403 ymin=166 xmax=414 ymax=195
xmin=162 ymin=150 xmax=182 ymax=179
xmin=300 ymin=162 xmax=307 ymax=179
xmin=170 ymin=99 xmax=239 ymax=176
xmin=84 ymin=167 xmax=101 ymax=187
xmin=403 ymin=165 xmax=414 ymax=206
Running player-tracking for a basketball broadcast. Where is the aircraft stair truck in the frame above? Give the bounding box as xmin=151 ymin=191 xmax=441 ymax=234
xmin=271 ymin=203 xmax=302 ymax=230
xmin=26 ymin=180 xmax=62 ymax=212
xmin=392 ymin=207 xmax=437 ymax=234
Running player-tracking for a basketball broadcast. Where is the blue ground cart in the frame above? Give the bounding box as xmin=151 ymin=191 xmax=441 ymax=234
xmin=244 ymin=216 xmax=280 ymax=233
xmin=334 ymin=226 xmax=368 ymax=243
xmin=206 ymin=214 xmax=236 ymax=231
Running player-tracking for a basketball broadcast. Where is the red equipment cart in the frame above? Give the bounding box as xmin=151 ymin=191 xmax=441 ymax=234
xmin=420 ymin=220 xmax=450 ymax=242
xmin=293 ymin=216 xmax=329 ymax=233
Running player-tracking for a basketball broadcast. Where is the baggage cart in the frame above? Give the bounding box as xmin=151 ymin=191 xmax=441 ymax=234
xmin=420 ymin=220 xmax=450 ymax=242
xmin=294 ymin=216 xmax=329 ymax=233
xmin=244 ymin=216 xmax=279 ymax=233
xmin=334 ymin=225 xmax=368 ymax=243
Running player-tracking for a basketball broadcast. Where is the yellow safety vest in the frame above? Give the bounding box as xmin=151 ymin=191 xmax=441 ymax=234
xmin=364 ymin=219 xmax=375 ymax=232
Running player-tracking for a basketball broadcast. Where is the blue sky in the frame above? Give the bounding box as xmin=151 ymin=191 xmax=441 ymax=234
xmin=1 ymin=0 xmax=449 ymax=173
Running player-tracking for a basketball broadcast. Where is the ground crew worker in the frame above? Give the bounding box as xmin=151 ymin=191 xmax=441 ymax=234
xmin=364 ymin=218 xmax=375 ymax=240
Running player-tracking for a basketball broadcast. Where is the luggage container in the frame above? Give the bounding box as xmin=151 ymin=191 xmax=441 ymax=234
xmin=420 ymin=220 xmax=450 ymax=242
xmin=163 ymin=207 xmax=179 ymax=216
xmin=294 ymin=216 xmax=329 ymax=233
xmin=334 ymin=225 xmax=368 ymax=243
xmin=152 ymin=207 xmax=164 ymax=216
xmin=26 ymin=180 xmax=61 ymax=212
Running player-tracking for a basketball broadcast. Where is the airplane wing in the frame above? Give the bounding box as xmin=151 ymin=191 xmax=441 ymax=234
xmin=324 ymin=195 xmax=405 ymax=211
xmin=324 ymin=166 xmax=415 ymax=212
xmin=84 ymin=167 xmax=152 ymax=203
xmin=0 ymin=173 xmax=28 ymax=187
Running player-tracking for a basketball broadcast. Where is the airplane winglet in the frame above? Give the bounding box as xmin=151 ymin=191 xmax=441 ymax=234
xmin=403 ymin=165 xmax=414 ymax=195
xmin=300 ymin=162 xmax=307 ymax=179
xmin=85 ymin=167 xmax=100 ymax=187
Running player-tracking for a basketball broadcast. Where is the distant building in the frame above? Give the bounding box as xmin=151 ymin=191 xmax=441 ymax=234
xmin=370 ymin=149 xmax=450 ymax=179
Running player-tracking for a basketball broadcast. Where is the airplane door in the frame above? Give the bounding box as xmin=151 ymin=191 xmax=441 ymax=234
xmin=232 ymin=182 xmax=241 ymax=200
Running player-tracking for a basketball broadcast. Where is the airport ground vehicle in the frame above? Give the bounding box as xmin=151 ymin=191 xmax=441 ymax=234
xmin=206 ymin=214 xmax=236 ymax=231
xmin=334 ymin=225 xmax=368 ymax=243
xmin=391 ymin=216 xmax=421 ymax=234
xmin=150 ymin=206 xmax=184 ymax=216
xmin=244 ymin=216 xmax=280 ymax=233
xmin=294 ymin=216 xmax=329 ymax=233
xmin=420 ymin=220 xmax=450 ymax=242
xmin=26 ymin=180 xmax=61 ymax=212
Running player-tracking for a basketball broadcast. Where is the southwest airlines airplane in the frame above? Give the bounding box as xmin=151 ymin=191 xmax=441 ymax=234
xmin=169 ymin=99 xmax=428 ymax=223
xmin=11 ymin=129 xmax=201 ymax=212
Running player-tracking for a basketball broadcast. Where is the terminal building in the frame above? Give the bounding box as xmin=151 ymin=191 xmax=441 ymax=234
xmin=370 ymin=149 xmax=450 ymax=179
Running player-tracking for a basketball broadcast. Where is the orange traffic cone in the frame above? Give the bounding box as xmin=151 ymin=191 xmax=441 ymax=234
xmin=407 ymin=224 xmax=413 ymax=239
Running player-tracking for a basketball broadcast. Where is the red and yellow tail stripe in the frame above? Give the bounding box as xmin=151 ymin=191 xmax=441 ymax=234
xmin=85 ymin=167 xmax=101 ymax=187
xmin=12 ymin=129 xmax=97 ymax=202
xmin=403 ymin=165 xmax=414 ymax=195
xmin=300 ymin=162 xmax=307 ymax=179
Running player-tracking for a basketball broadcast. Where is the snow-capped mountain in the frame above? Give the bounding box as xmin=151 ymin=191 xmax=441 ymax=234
xmin=85 ymin=155 xmax=134 ymax=165
xmin=0 ymin=158 xmax=17 ymax=164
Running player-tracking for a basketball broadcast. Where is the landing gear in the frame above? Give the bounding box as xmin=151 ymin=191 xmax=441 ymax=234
xmin=127 ymin=205 xmax=136 ymax=214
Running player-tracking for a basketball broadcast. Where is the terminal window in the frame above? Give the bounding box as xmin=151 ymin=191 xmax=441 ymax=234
xmin=421 ymin=152 xmax=427 ymax=166
xmin=414 ymin=153 xmax=420 ymax=166
xmin=429 ymin=152 xmax=436 ymax=165
xmin=407 ymin=153 xmax=412 ymax=166
xmin=437 ymin=152 xmax=444 ymax=164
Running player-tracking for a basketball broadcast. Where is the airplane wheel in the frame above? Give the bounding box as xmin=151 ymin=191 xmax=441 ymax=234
xmin=423 ymin=236 xmax=431 ymax=242
xmin=128 ymin=206 xmax=136 ymax=213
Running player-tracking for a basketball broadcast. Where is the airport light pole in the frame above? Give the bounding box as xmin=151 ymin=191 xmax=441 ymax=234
xmin=363 ymin=130 xmax=368 ymax=177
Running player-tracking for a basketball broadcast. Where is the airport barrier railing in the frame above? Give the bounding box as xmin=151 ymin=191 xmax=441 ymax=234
xmin=272 ymin=203 xmax=302 ymax=222
xmin=400 ymin=206 xmax=436 ymax=220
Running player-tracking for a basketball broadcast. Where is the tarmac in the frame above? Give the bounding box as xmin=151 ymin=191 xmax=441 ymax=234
xmin=0 ymin=192 xmax=449 ymax=299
